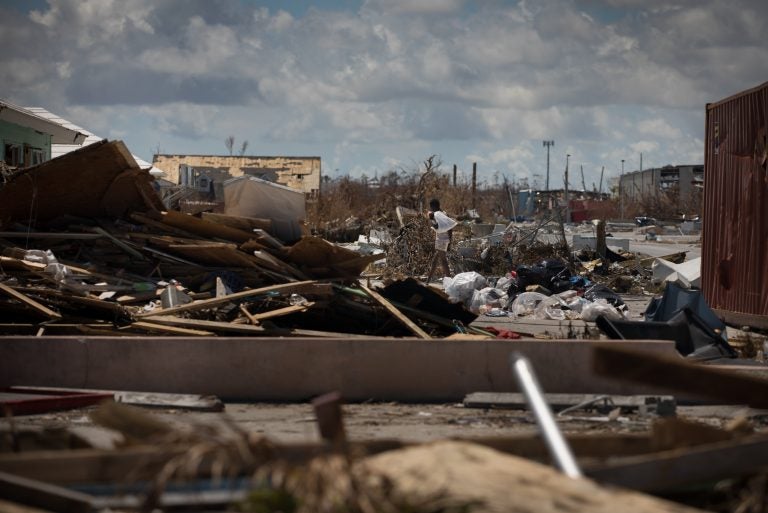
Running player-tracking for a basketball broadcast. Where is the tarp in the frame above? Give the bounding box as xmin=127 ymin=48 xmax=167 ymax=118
xmin=645 ymin=282 xmax=727 ymax=341
xmin=223 ymin=176 xmax=305 ymax=242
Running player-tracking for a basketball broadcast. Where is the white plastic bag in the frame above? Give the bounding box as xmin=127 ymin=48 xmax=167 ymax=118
xmin=469 ymin=287 xmax=506 ymax=313
xmin=444 ymin=271 xmax=487 ymax=303
xmin=509 ymin=291 xmax=549 ymax=317
xmin=581 ymin=298 xmax=624 ymax=321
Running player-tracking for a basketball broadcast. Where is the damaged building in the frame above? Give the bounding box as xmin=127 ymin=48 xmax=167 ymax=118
xmin=0 ymin=99 xmax=86 ymax=168
xmin=152 ymin=153 xmax=322 ymax=198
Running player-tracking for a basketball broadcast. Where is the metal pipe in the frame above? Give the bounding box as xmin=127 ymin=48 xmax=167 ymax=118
xmin=509 ymin=352 xmax=582 ymax=478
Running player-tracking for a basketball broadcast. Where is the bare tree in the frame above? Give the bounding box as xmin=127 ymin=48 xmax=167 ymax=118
xmin=225 ymin=136 xmax=235 ymax=155
xmin=239 ymin=140 xmax=249 ymax=157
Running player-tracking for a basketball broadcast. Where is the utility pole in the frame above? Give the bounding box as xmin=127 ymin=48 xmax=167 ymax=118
xmin=598 ymin=166 xmax=604 ymax=195
xmin=620 ymin=159 xmax=625 ymax=220
xmin=543 ymin=140 xmax=554 ymax=191
xmin=453 ymin=164 xmax=457 ymax=187
xmin=564 ymin=154 xmax=570 ymax=223
xmin=472 ymin=162 xmax=477 ymax=210
xmin=580 ymin=165 xmax=586 ymax=192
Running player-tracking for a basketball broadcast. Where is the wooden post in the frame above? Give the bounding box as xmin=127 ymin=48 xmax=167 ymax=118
xmin=453 ymin=164 xmax=457 ymax=186
xmin=596 ymin=220 xmax=607 ymax=259
xmin=472 ymin=162 xmax=477 ymax=209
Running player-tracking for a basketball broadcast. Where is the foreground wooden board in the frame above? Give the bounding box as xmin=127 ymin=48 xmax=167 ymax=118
xmin=593 ymin=345 xmax=768 ymax=408
xmin=585 ymin=435 xmax=768 ymax=492
xmin=0 ymin=434 xmax=653 ymax=485
xmin=362 ymin=441 xmax=705 ymax=513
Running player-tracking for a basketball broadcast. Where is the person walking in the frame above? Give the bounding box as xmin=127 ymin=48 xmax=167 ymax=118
xmin=425 ymin=198 xmax=457 ymax=283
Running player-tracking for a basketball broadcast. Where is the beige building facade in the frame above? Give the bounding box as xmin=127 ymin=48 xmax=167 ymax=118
xmin=152 ymin=154 xmax=321 ymax=196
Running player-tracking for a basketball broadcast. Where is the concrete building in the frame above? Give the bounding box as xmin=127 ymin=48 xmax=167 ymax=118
xmin=1 ymin=99 xmax=86 ymax=167
xmin=152 ymin=154 xmax=321 ymax=197
xmin=619 ymin=164 xmax=703 ymax=206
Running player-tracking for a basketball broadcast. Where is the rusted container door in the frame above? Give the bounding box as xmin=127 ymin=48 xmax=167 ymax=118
xmin=702 ymin=81 xmax=768 ymax=320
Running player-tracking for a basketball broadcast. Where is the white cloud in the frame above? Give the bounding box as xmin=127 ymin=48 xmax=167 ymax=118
xmin=3 ymin=0 xmax=765 ymax=184
xmin=637 ymin=118 xmax=682 ymax=139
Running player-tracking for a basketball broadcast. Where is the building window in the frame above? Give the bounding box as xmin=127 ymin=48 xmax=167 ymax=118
xmin=3 ymin=142 xmax=22 ymax=167
xmin=29 ymin=148 xmax=45 ymax=166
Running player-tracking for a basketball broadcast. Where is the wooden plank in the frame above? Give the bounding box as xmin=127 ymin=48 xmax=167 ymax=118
xmin=129 ymin=212 xmax=201 ymax=239
xmin=0 ymin=471 xmax=93 ymax=513
xmin=129 ymin=321 xmax=215 ymax=337
xmin=201 ymin=212 xmax=272 ymax=232
xmin=0 ymin=283 xmax=62 ymax=320
xmin=10 ymin=387 xmax=224 ymax=412
xmin=360 ymin=284 xmax=431 ymax=339
xmin=463 ymin=392 xmax=676 ymax=414
xmin=714 ymin=308 xmax=768 ymax=331
xmin=0 ymin=232 xmax=102 ymax=240
xmin=91 ymin=227 xmax=146 ymax=260
xmin=585 ymin=435 xmax=768 ymax=492
xmin=134 ymin=280 xmax=317 ymax=318
xmin=592 ymin=344 xmax=768 ymax=408
xmin=160 ymin=210 xmax=255 ymax=243
xmin=248 ymin=302 xmax=314 ymax=322
xmin=0 ymin=434 xmax=655 ymax=486
xmin=166 ymin=243 xmax=259 ymax=268
xmin=137 ymin=315 xmax=269 ymax=335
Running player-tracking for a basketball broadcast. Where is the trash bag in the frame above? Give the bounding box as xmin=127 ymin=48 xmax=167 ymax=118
xmin=443 ymin=271 xmax=487 ymax=303
xmin=533 ymin=295 xmax=568 ymax=320
xmin=516 ymin=259 xmax=571 ymax=293
xmin=469 ymin=287 xmax=507 ymax=314
xmin=581 ymin=298 xmax=623 ymax=321
xmin=583 ymin=284 xmax=625 ymax=310
xmin=509 ymin=291 xmax=549 ymax=317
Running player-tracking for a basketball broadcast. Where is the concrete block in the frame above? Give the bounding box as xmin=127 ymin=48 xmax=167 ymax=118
xmin=0 ymin=337 xmax=679 ymax=401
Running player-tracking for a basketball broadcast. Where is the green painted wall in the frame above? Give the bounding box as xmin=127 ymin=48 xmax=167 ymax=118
xmin=0 ymin=119 xmax=52 ymax=164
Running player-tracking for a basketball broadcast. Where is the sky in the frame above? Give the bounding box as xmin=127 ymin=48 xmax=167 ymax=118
xmin=1 ymin=0 xmax=766 ymax=190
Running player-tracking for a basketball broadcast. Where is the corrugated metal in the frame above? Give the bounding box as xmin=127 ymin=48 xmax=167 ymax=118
xmin=702 ymin=81 xmax=768 ymax=318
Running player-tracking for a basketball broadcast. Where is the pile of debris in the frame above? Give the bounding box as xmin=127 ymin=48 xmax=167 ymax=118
xmin=0 ymin=141 xmax=478 ymax=339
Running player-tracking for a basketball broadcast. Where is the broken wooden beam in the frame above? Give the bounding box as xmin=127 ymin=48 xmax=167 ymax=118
xmin=0 ymin=283 xmax=62 ymax=320
xmin=129 ymin=321 xmax=214 ymax=337
xmin=585 ymin=435 xmax=768 ymax=492
xmin=134 ymin=280 xmax=320 ymax=318
xmin=360 ymin=284 xmax=431 ymax=339
xmin=593 ymin=344 xmax=768 ymax=408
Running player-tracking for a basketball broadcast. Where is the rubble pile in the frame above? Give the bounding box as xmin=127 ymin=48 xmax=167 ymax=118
xmin=0 ymin=142 xmax=478 ymax=339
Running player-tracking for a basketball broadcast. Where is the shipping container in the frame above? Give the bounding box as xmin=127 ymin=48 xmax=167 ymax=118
xmin=702 ymin=81 xmax=768 ymax=327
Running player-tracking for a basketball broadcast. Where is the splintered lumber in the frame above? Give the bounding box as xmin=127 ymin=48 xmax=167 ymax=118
xmin=157 ymin=210 xmax=255 ymax=243
xmin=592 ymin=345 xmax=768 ymax=408
xmin=0 ymin=232 xmax=102 ymax=240
xmin=91 ymin=227 xmax=145 ymax=260
xmin=246 ymin=302 xmax=315 ymax=323
xmin=585 ymin=435 xmax=768 ymax=492
xmin=361 ymin=441 xmax=707 ymax=513
xmin=166 ymin=243 xmax=260 ymax=268
xmin=360 ymin=284 xmax=430 ymax=339
xmin=0 ymin=256 xmax=47 ymax=273
xmin=0 ymin=283 xmax=62 ymax=320
xmin=137 ymin=315 xmax=269 ymax=335
xmin=129 ymin=321 xmax=214 ymax=337
xmin=201 ymin=212 xmax=272 ymax=233
xmin=134 ymin=280 xmax=319 ymax=318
